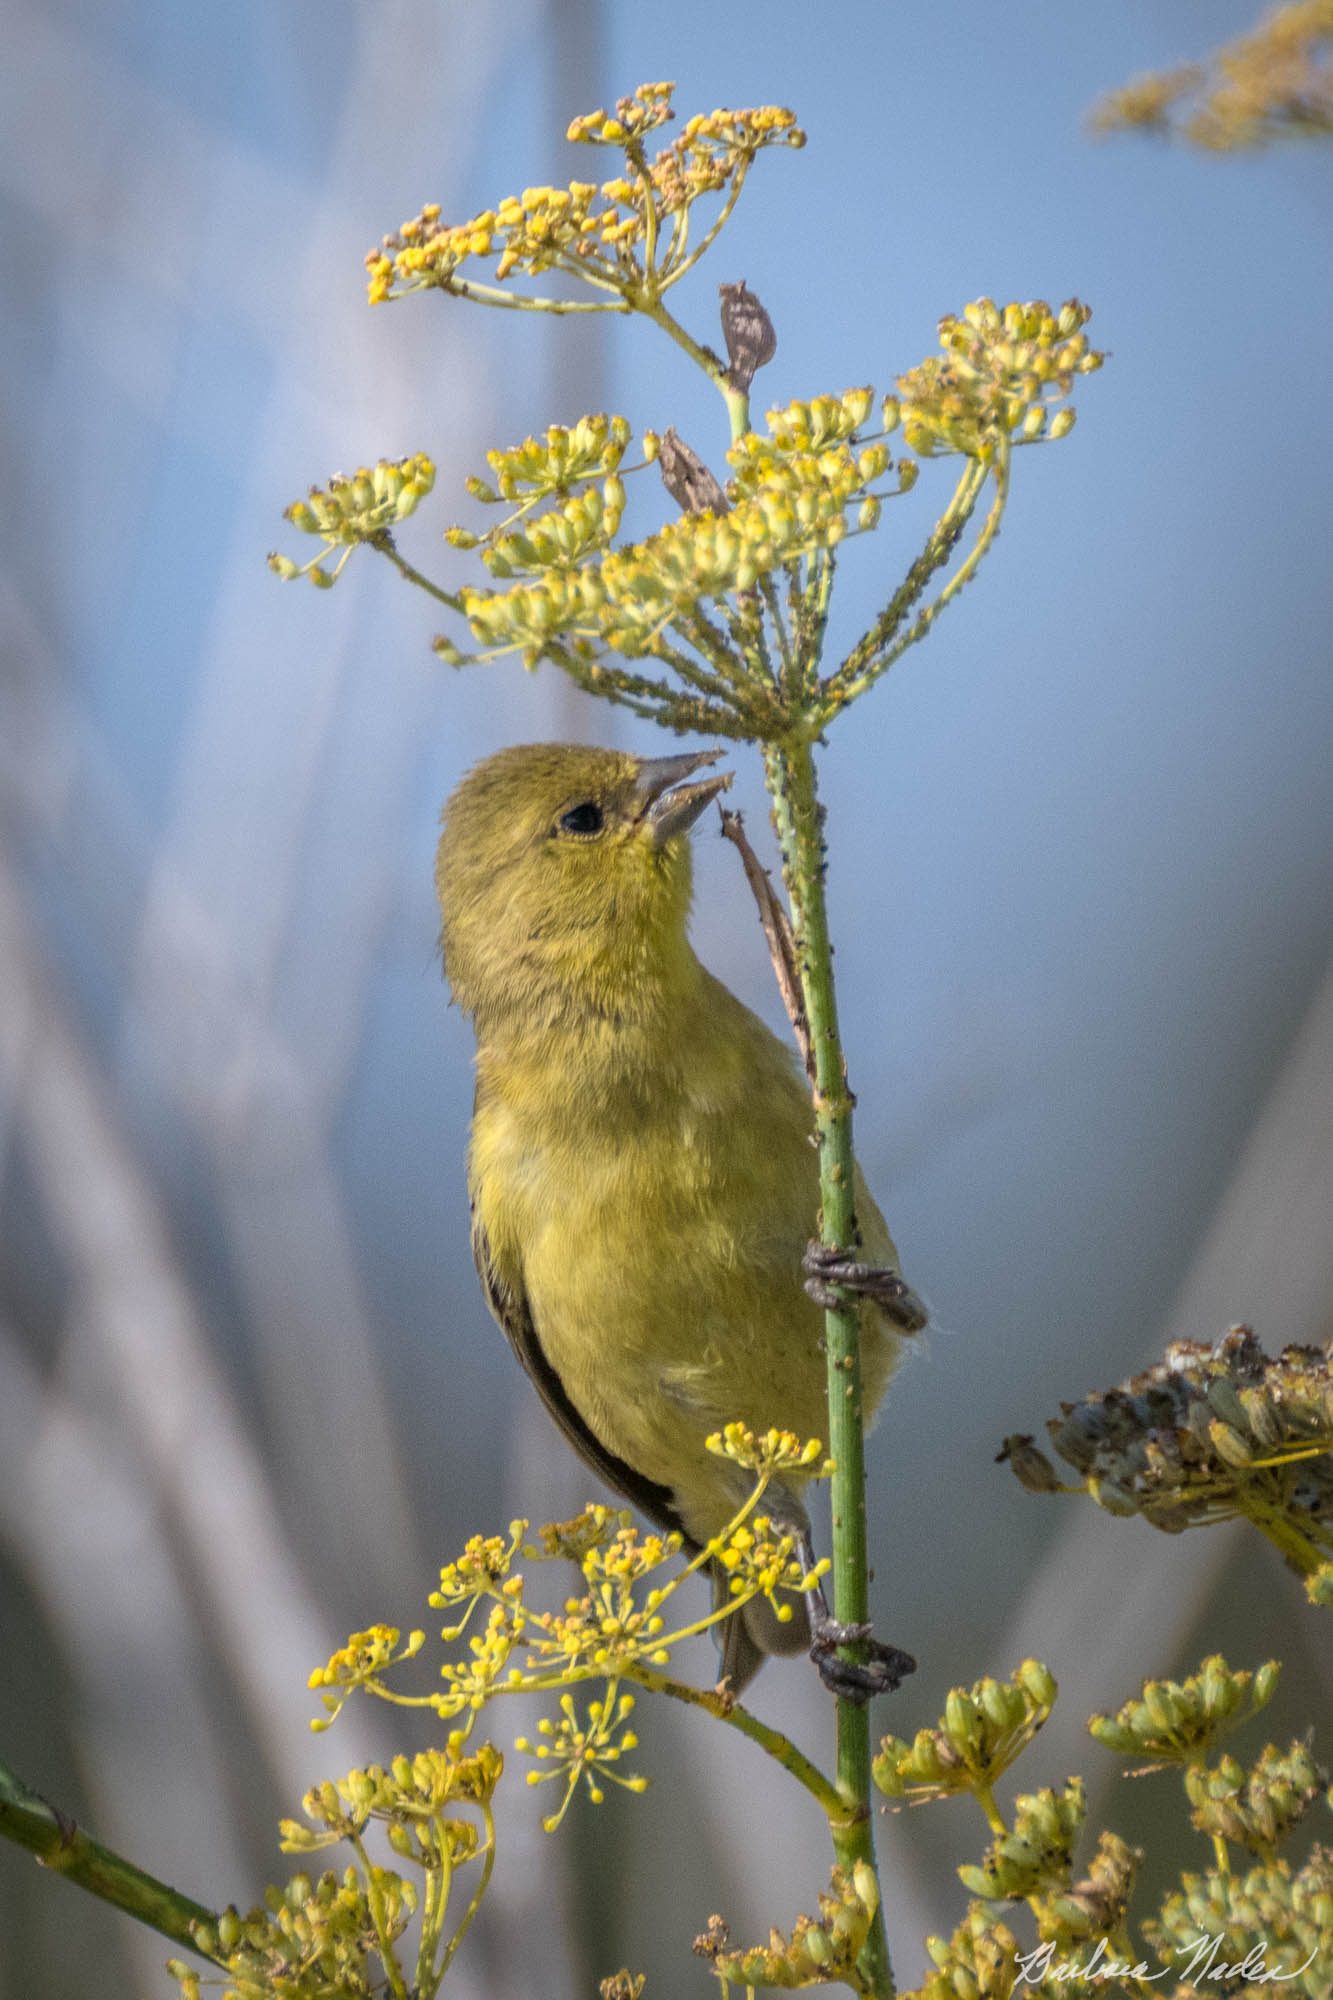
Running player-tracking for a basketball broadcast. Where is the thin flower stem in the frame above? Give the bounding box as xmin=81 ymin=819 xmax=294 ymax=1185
xmin=796 ymin=552 xmax=836 ymax=701
xmin=838 ymin=446 xmax=1010 ymax=707
xmin=827 ymin=457 xmax=987 ymax=696
xmin=762 ymin=738 xmax=895 ymax=2000
xmin=621 ymin=1665 xmax=847 ymax=1820
xmin=351 ymin=1828 xmax=412 ymax=2000
xmin=634 ymin=293 xmax=751 ymax=434
xmin=437 ymin=1801 xmax=496 ymax=1982
xmin=425 ymin=278 xmax=616 ymax=314
xmin=820 ymin=449 xmax=1008 ymax=722
xmin=719 ymin=807 xmax=813 ymax=1080
xmin=625 ymin=142 xmax=661 ymax=283
xmin=371 ymin=534 xmax=466 ymax=612
xmin=0 ymin=1758 xmax=223 ymax=1964
xmin=415 ymin=1817 xmax=453 ymax=1993
xmin=670 ymin=159 xmax=753 ymax=284
xmin=646 ymin=634 xmax=748 ymax=708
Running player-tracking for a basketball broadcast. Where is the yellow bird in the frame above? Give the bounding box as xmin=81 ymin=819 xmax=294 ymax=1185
xmin=436 ymin=742 xmax=925 ymax=1693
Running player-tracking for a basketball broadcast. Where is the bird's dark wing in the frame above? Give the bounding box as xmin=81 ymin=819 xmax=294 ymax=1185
xmin=470 ymin=1205 xmax=692 ymax=1547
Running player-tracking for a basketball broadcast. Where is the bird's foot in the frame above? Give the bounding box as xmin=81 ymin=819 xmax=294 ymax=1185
xmin=809 ymin=1617 xmax=916 ymax=1703
xmin=802 ymin=1242 xmax=929 ymax=1332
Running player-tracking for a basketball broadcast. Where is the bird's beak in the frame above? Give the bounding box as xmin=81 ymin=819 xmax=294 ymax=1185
xmin=632 ymin=750 xmax=732 ymax=849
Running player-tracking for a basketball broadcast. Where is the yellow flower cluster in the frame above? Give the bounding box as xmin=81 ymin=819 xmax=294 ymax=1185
xmin=1146 ymin=1849 xmax=1333 ymax=1998
xmin=170 ymin=1742 xmax=505 ymax=2000
xmin=531 ymin=1503 xmax=623 ymax=1561
xmin=1185 ymin=1740 xmax=1330 ymax=1858
xmin=282 ymin=1743 xmax=502 ymax=1855
xmin=470 ymin=414 xmax=631 ymax=506
xmin=1089 ymin=1653 xmax=1280 ymax=1763
xmin=515 ymin=1689 xmax=647 ymax=1831
xmin=566 ymin=79 xmax=676 ymax=146
xmin=525 ymin=1523 xmax=679 ymax=1674
xmin=458 ymin=478 xmax=626 ymax=578
xmin=455 ymin=410 xmax=901 ymax=673
xmin=269 ymin=454 xmax=435 ymax=586
xmin=175 ymin=1867 xmax=418 ymax=2000
xmin=365 ymin=84 xmax=802 ymax=305
xmin=307 ymin=1625 xmax=425 ymax=1729
xmin=431 ymin=1525 xmax=524 ymax=1607
xmin=958 ymin=1780 xmax=1086 ymax=1902
xmin=435 ymin=1600 xmax=525 ymax=1717
xmin=874 ymin=1659 xmax=1058 ymax=1804
xmin=894 ymin=299 xmax=1102 ymax=460
xmin=441 ymin=385 xmax=929 ymax=688
xmin=694 ymin=1862 xmax=880 ymax=1989
xmin=705 ymin=1422 xmax=827 ymax=1477
xmin=761 ymin=387 xmax=876 ymax=453
xmin=711 ymin=1514 xmax=814 ymax=1625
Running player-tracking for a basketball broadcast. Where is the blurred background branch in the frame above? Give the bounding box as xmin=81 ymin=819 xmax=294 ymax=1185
xmin=1089 ymin=0 xmax=1333 ymax=150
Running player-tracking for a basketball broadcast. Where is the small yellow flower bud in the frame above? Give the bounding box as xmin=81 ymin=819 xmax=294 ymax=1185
xmin=1209 ymin=1418 xmax=1253 ymax=1468
xmin=1251 ymin=1659 xmax=1281 ymax=1709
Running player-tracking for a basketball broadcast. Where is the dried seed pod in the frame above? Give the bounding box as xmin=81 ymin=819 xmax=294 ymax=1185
xmin=719 ymin=278 xmax=777 ymax=391
xmin=657 ymin=427 xmax=730 ymax=516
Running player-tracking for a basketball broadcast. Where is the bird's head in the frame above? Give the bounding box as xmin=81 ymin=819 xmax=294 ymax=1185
xmin=436 ymin=742 xmax=731 ymax=1024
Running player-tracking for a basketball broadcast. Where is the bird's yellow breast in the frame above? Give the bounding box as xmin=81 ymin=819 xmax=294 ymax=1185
xmin=470 ymin=971 xmax=903 ymax=1542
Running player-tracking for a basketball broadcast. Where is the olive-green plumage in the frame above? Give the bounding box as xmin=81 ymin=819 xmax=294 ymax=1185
xmin=437 ymin=742 xmax=911 ymax=1690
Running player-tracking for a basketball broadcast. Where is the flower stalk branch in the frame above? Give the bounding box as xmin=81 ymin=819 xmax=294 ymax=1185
xmin=0 ymin=1758 xmax=223 ymax=1964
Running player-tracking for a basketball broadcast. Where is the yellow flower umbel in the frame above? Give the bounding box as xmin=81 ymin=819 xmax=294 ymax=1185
xmin=894 ymin=299 xmax=1100 ymax=461
xmin=268 ymin=454 xmax=435 ymax=588
xmin=365 ymin=84 xmax=804 ymax=309
xmin=1088 ymin=1653 xmax=1281 ymax=1764
xmin=278 ymin=84 xmax=1106 ymax=771
xmin=398 ymin=323 xmax=1096 ymax=739
xmin=693 ymin=1862 xmax=882 ymax=1991
xmin=873 ymin=1660 xmax=1057 ymax=1807
xmin=516 ymin=1689 xmax=647 ymax=1832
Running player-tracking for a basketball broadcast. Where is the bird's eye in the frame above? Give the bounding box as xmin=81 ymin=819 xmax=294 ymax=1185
xmin=557 ymin=801 xmax=604 ymax=837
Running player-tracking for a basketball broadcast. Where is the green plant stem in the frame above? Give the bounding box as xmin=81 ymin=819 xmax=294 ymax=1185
xmin=437 ymin=1801 xmax=496 ymax=1984
xmin=351 ymin=1827 xmax=412 ymax=2000
xmin=637 ymin=292 xmax=751 ymax=436
xmin=763 ymin=738 xmax=895 ymax=2000
xmin=0 ymin=1756 xmax=222 ymax=1963
xmin=624 ymin=1666 xmax=847 ymax=1821
xmin=371 ymin=533 xmax=466 ymax=612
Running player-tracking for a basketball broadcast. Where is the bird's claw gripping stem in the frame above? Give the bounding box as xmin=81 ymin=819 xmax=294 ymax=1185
xmin=802 ymin=1241 xmax=929 ymax=1333
xmin=809 ymin=1616 xmax=916 ymax=1704
xmin=800 ymin=1543 xmax=915 ymax=1704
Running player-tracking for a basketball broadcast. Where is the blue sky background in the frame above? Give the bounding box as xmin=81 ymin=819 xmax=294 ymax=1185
xmin=2 ymin=3 xmax=1330 ymax=1992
